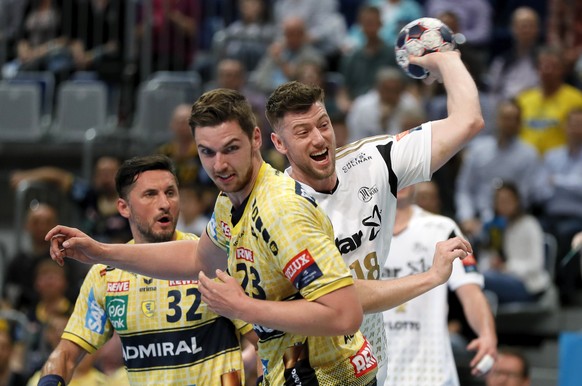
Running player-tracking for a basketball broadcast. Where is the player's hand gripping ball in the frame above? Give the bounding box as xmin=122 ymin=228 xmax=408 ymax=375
xmin=395 ymin=17 xmax=456 ymax=79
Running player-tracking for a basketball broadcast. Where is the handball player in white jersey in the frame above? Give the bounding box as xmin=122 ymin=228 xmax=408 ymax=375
xmin=267 ymin=51 xmax=490 ymax=382
xmin=382 ymin=185 xmax=496 ymax=386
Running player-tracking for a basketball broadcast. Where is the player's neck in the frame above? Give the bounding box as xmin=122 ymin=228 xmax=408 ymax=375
xmin=393 ymin=205 xmax=413 ymax=235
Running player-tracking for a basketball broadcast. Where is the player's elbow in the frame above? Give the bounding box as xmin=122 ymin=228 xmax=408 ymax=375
xmin=330 ymin=308 xmax=363 ymax=335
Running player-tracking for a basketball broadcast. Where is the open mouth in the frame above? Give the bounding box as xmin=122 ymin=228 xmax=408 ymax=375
xmin=311 ymin=149 xmax=328 ymax=162
xmin=157 ymin=215 xmax=171 ymax=225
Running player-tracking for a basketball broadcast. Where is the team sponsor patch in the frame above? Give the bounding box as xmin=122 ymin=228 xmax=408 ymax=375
xmin=85 ymin=288 xmax=106 ymax=334
xmin=208 ymin=214 xmax=218 ymax=240
xmin=283 ymin=249 xmax=323 ymax=290
xmin=169 ymin=280 xmax=198 ymax=286
xmin=350 ymin=338 xmax=378 ymax=378
xmin=106 ymin=295 xmax=128 ymax=331
xmin=462 ymin=254 xmax=479 ymax=273
xmin=142 ymin=301 xmax=155 ymax=318
xmin=221 ymin=221 xmax=232 ymax=239
xmin=395 ymin=125 xmax=422 ymax=141
xmin=235 ymin=247 xmax=254 ymax=262
xmin=107 ymin=280 xmax=130 ymax=292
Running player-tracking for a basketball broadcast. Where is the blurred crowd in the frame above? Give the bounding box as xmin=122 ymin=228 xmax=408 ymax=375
xmin=1 ymin=0 xmax=582 ymax=384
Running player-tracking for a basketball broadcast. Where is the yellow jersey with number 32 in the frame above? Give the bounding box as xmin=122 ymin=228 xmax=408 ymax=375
xmin=207 ymin=162 xmax=378 ymax=386
xmin=62 ymin=231 xmax=252 ymax=386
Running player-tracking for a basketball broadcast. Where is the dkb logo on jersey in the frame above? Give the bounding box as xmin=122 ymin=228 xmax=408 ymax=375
xmin=106 ymin=295 xmax=128 ymax=331
xmin=284 ymin=249 xmax=322 ymax=290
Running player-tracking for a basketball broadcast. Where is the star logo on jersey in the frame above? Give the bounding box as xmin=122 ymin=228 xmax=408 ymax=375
xmin=142 ymin=301 xmax=155 ymax=318
xmin=362 ymin=205 xmax=382 ymax=241
xmin=395 ymin=303 xmax=407 ymax=313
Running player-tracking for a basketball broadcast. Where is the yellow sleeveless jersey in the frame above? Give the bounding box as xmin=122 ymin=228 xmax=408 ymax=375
xmin=207 ymin=163 xmax=378 ymax=386
xmin=62 ymin=231 xmax=252 ymax=386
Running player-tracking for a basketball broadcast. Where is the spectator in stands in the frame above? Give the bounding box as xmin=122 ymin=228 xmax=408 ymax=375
xmin=211 ymin=0 xmax=276 ymax=72
xmin=487 ymin=7 xmax=541 ymax=107
xmin=346 ymin=0 xmax=422 ymax=53
xmin=425 ymin=0 xmax=493 ymax=54
xmin=0 ymin=0 xmax=28 ymax=64
xmin=547 ymin=0 xmax=582 ymax=85
xmin=10 ymin=156 xmax=132 ymax=244
xmin=251 ymin=16 xmax=325 ymax=94
xmin=135 ymin=0 xmax=201 ymax=72
xmin=25 ymin=261 xmax=74 ymax=376
xmin=3 ymin=203 xmax=85 ymax=314
xmin=206 ymin=58 xmax=268 ymax=131
xmin=294 ymin=59 xmax=342 ymax=118
xmin=480 ymin=181 xmax=551 ymax=305
xmin=3 ymin=0 xmax=72 ymax=82
xmin=347 ymin=66 xmax=422 ymax=141
xmin=339 ymin=4 xmax=397 ymax=110
xmin=68 ymin=0 xmax=125 ymax=87
xmin=455 ymin=100 xmax=540 ymax=241
xmin=272 ymin=0 xmax=346 ymax=69
xmin=0 ymin=320 xmax=27 ymax=386
xmin=485 ymin=347 xmax=531 ymax=386
xmin=175 ymin=185 xmax=210 ymax=237
xmin=414 ymin=180 xmax=442 ymax=214
xmin=533 ymin=107 xmax=582 ymax=304
xmin=26 ymin=311 xmax=108 ymax=386
xmin=156 ymin=103 xmax=208 ymax=187
xmin=516 ymin=45 xmax=582 ymax=155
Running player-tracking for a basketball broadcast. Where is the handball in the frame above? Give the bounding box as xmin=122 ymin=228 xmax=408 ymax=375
xmin=395 ymin=17 xmax=456 ymax=79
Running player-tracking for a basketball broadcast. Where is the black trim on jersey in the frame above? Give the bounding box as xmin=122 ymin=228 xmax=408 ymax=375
xmin=448 ymin=230 xmax=458 ymax=240
xmin=295 ymin=181 xmax=318 ymax=207
xmin=375 ymin=142 xmax=398 ymax=198
xmin=231 ymin=195 xmax=251 ymax=226
xmin=315 ymin=177 xmax=340 ymax=195
xmin=120 ymin=316 xmax=240 ymax=370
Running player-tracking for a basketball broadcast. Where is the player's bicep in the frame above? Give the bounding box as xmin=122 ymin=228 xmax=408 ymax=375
xmin=197 ymin=231 xmax=228 ymax=276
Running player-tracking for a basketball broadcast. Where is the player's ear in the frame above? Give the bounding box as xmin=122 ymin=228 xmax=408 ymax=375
xmin=270 ymin=132 xmax=287 ymax=155
xmin=117 ymin=198 xmax=130 ymax=219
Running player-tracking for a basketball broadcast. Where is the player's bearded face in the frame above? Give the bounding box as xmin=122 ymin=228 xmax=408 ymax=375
xmin=278 ymin=103 xmax=336 ymax=182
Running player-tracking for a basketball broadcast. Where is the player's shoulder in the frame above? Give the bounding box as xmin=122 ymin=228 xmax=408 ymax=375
xmin=257 ymin=164 xmax=318 ymax=209
xmin=336 ymin=135 xmax=394 ymax=159
xmin=414 ymin=206 xmax=459 ymax=230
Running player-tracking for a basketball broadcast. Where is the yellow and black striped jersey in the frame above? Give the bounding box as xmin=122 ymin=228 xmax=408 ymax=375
xmin=63 ymin=231 xmax=252 ymax=386
xmin=207 ymin=163 xmax=378 ymax=386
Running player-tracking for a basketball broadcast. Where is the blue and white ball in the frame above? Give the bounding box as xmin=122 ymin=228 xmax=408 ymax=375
xmin=395 ymin=17 xmax=456 ymax=79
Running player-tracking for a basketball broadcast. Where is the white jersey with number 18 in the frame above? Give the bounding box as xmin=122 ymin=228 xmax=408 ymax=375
xmin=288 ymin=123 xmax=432 ymax=373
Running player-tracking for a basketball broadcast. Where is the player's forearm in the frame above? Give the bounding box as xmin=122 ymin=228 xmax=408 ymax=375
xmin=99 ymin=240 xmax=208 ymax=279
xmin=355 ymin=272 xmax=442 ymax=314
xmin=41 ymin=342 xmax=84 ymax=383
xmin=442 ymin=55 xmax=483 ymax=130
xmin=461 ymin=290 xmax=497 ymax=344
xmin=238 ymin=287 xmax=362 ymax=336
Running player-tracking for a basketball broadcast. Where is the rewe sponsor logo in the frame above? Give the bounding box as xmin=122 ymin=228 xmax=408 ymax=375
xmin=235 ymin=247 xmax=254 ymax=262
xmin=107 ymin=281 xmax=130 ymax=292
xmin=350 ymin=339 xmax=377 ymax=378
xmin=169 ymin=280 xmax=198 ymax=286
xmin=221 ymin=221 xmax=231 ymax=238
xmin=283 ymin=250 xmax=314 ymax=282
xmin=122 ymin=337 xmax=202 ymax=360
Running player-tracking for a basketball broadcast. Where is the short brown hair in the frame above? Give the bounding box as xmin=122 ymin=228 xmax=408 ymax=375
xmin=265 ymin=81 xmax=325 ymax=131
xmin=189 ymin=88 xmax=257 ymax=138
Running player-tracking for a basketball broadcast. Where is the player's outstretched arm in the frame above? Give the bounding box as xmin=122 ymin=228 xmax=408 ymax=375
xmin=456 ymin=284 xmax=498 ymax=376
xmin=410 ymin=51 xmax=485 ymax=173
xmin=355 ymin=236 xmax=471 ymax=313
xmin=39 ymin=340 xmax=87 ymax=385
xmin=46 ymin=225 xmax=226 ymax=279
xmin=199 ymin=270 xmax=363 ymax=336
